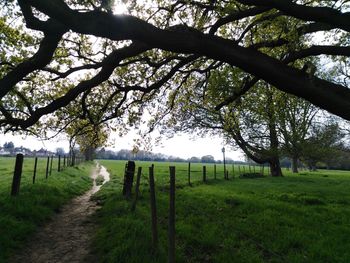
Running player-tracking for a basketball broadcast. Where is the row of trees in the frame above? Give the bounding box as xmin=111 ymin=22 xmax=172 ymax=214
xmin=96 ymin=148 xmax=240 ymax=164
xmin=157 ymin=71 xmax=350 ymax=175
xmin=0 ymin=1 xmax=349 ymax=172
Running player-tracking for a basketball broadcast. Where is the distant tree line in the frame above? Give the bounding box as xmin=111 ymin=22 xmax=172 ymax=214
xmin=96 ymin=137 xmax=350 ymax=170
xmin=95 ymin=148 xmax=244 ymax=164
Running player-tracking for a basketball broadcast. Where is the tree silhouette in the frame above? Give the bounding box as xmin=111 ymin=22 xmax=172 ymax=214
xmin=0 ymin=0 xmax=349 ymax=133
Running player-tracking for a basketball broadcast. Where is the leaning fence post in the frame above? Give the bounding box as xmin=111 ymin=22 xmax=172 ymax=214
xmin=188 ymin=162 xmax=191 ymax=186
xmin=45 ymin=156 xmax=50 ymax=179
xmin=149 ymin=165 xmax=158 ymax=250
xmin=11 ymin=154 xmax=24 ymax=196
xmin=33 ymin=157 xmax=38 ymax=184
xmin=122 ymin=161 xmax=136 ymax=199
xmin=203 ymin=166 xmax=206 ymax=182
xmin=131 ymin=167 xmax=142 ymax=212
xmin=49 ymin=155 xmax=53 ymax=175
xmin=214 ymin=164 xmax=217 ymax=180
xmin=169 ymin=166 xmax=176 ymax=263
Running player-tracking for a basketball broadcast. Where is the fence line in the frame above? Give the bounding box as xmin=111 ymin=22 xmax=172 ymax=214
xmin=120 ymin=160 xmax=285 ymax=263
xmin=8 ymin=154 xmax=85 ymax=196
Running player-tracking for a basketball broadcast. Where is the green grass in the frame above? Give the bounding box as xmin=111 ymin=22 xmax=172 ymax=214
xmin=91 ymin=160 xmax=350 ymax=262
xmin=0 ymin=157 xmax=93 ymax=262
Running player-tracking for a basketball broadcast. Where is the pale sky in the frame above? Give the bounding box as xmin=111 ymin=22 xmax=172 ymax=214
xmin=0 ymin=132 xmax=243 ymax=161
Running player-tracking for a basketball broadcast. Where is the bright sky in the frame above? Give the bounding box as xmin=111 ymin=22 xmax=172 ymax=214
xmin=113 ymin=1 xmax=128 ymax=14
xmin=0 ymin=132 xmax=243 ymax=161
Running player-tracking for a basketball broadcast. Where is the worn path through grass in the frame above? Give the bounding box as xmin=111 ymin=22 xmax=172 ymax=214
xmin=9 ymin=163 xmax=110 ymax=263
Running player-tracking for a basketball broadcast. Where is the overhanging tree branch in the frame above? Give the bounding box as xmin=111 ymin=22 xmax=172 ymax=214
xmin=236 ymin=0 xmax=350 ymax=32
xmin=0 ymin=43 xmax=149 ymax=129
xmin=23 ymin=0 xmax=350 ymax=120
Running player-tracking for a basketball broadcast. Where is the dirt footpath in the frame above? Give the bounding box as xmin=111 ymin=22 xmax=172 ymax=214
xmin=10 ymin=163 xmax=110 ymax=263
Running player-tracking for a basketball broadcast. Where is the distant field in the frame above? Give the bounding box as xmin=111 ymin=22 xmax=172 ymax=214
xmin=0 ymin=157 xmax=62 ymax=191
xmin=0 ymin=157 xmax=93 ymax=262
xmin=92 ymin=160 xmax=350 ymax=263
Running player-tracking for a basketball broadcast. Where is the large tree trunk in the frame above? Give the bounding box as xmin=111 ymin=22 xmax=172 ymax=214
xmin=267 ymin=87 xmax=283 ymax=177
xmin=292 ymin=156 xmax=299 ymax=173
xmin=269 ymin=157 xmax=283 ymax=177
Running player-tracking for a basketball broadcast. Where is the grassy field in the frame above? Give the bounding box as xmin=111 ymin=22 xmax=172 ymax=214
xmin=91 ymin=160 xmax=350 ymax=263
xmin=0 ymin=157 xmax=93 ymax=262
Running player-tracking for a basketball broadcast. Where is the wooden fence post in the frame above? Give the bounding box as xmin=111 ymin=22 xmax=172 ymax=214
xmin=188 ymin=162 xmax=191 ymax=186
xmin=232 ymin=164 xmax=235 ymax=178
xmin=49 ymin=155 xmax=53 ymax=175
xmin=203 ymin=166 xmax=206 ymax=182
xmin=131 ymin=167 xmax=142 ymax=212
xmin=72 ymin=155 xmax=75 ymax=166
xmin=45 ymin=156 xmax=50 ymax=179
xmin=11 ymin=154 xmax=24 ymax=196
xmin=238 ymin=165 xmax=241 ymax=176
xmin=149 ymin=165 xmax=158 ymax=250
xmin=169 ymin=166 xmax=176 ymax=263
xmin=58 ymin=155 xmax=61 ymax=172
xmin=214 ymin=164 xmax=216 ymax=180
xmin=33 ymin=157 xmax=38 ymax=184
xmin=122 ymin=161 xmax=135 ymax=198
xmin=63 ymin=155 xmax=66 ymax=168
